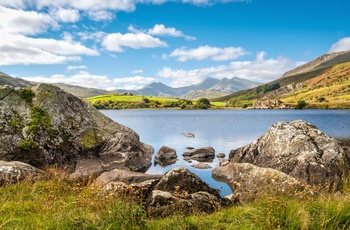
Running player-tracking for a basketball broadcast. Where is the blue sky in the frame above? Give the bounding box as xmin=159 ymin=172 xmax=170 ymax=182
xmin=1 ymin=0 xmax=350 ymax=90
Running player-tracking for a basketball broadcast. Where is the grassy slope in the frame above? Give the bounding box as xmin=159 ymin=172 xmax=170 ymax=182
xmin=1 ymin=168 xmax=349 ymax=229
xmin=85 ymin=94 xmax=227 ymax=109
xmin=280 ymin=62 xmax=350 ymax=108
xmin=214 ymin=62 xmax=350 ymax=109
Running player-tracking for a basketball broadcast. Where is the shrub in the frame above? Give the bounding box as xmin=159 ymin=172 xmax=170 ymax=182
xmin=295 ymin=100 xmax=307 ymax=109
xmin=20 ymin=88 xmax=35 ymax=103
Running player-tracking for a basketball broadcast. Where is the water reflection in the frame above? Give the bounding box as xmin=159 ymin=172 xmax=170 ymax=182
xmin=102 ymin=109 xmax=350 ymax=197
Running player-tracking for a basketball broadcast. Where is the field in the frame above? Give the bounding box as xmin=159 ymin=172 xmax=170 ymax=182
xmin=85 ymin=94 xmax=226 ymax=109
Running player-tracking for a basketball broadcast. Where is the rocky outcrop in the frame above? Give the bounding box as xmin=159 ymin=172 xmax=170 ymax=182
xmin=183 ymin=146 xmax=215 ymax=162
xmin=0 ymin=161 xmax=44 ymax=185
xmin=154 ymin=146 xmax=177 ymax=166
xmin=228 ymin=120 xmax=348 ymax=187
xmin=0 ymin=84 xmax=153 ymax=177
xmin=251 ymin=100 xmax=283 ymax=109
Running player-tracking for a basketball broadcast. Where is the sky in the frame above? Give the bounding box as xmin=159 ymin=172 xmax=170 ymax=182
xmin=1 ymin=0 xmax=350 ymax=91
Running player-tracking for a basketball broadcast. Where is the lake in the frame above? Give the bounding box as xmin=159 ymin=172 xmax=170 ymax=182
xmin=101 ymin=109 xmax=350 ymax=197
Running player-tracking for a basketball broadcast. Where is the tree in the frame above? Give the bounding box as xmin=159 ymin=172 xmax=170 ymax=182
xmin=295 ymin=100 xmax=307 ymax=109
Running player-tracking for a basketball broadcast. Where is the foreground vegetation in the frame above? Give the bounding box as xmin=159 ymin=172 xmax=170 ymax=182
xmin=1 ymin=168 xmax=349 ymax=229
xmin=85 ymin=94 xmax=226 ymax=109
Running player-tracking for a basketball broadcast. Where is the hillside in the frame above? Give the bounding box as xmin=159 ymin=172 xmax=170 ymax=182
xmin=214 ymin=50 xmax=350 ymax=109
xmin=0 ymin=72 xmax=111 ymax=98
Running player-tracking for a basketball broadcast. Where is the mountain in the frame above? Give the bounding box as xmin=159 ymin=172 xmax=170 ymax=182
xmin=214 ymin=50 xmax=350 ymax=109
xmin=51 ymin=83 xmax=111 ymax=98
xmin=1 ymin=71 xmax=260 ymax=100
xmin=282 ymin=50 xmax=350 ymax=78
xmin=0 ymin=72 xmax=110 ymax=98
xmin=117 ymin=77 xmax=261 ymax=99
xmin=0 ymin=72 xmax=35 ymax=88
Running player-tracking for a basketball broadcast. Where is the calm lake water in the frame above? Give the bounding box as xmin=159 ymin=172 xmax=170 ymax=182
xmin=101 ymin=109 xmax=350 ymax=197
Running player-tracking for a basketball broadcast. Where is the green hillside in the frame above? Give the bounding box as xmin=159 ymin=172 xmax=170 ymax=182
xmin=214 ymin=61 xmax=350 ymax=109
xmin=85 ymin=94 xmax=226 ymax=109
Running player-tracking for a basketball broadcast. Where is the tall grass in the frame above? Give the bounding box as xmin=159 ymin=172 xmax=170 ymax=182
xmin=1 ymin=167 xmax=349 ymax=229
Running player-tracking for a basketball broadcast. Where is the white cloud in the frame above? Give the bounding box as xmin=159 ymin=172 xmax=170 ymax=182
xmin=21 ymin=71 xmax=156 ymax=90
xmin=328 ymin=37 xmax=350 ymax=53
xmin=86 ymin=9 xmax=114 ymax=21
xmin=51 ymin=8 xmax=80 ymax=23
xmin=0 ymin=34 xmax=98 ymax=65
xmin=102 ymin=32 xmax=167 ymax=52
xmin=158 ymin=52 xmax=302 ymax=87
xmin=169 ymin=45 xmax=248 ymax=62
xmin=67 ymin=65 xmax=87 ymax=71
xmin=0 ymin=6 xmax=58 ymax=35
xmin=131 ymin=69 xmax=144 ymax=74
xmin=147 ymin=24 xmax=196 ymax=40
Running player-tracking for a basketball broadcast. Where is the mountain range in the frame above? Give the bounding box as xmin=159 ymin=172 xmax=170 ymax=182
xmin=116 ymin=77 xmax=261 ymax=99
xmin=0 ymin=72 xmax=260 ymax=99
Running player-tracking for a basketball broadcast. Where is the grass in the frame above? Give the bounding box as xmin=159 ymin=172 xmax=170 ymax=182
xmin=84 ymin=94 xmax=226 ymax=109
xmin=1 ymin=167 xmax=350 ymax=229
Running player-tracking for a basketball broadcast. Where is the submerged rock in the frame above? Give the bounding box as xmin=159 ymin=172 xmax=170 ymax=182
xmin=191 ymin=162 xmax=212 ymax=169
xmin=182 ymin=146 xmax=215 ymax=162
xmin=154 ymin=146 xmax=177 ymax=167
xmin=0 ymin=84 xmax=153 ymax=178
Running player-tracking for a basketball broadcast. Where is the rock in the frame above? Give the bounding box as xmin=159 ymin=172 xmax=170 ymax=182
xmin=0 ymin=161 xmax=44 ymax=185
xmin=92 ymin=169 xmax=162 ymax=187
xmin=0 ymin=84 xmax=153 ymax=176
xmin=216 ymin=153 xmax=226 ymax=158
xmin=212 ymin=162 xmax=303 ymax=203
xmin=186 ymin=146 xmax=194 ymax=150
xmin=154 ymin=146 xmax=177 ymax=166
xmin=182 ymin=146 xmax=215 ymax=162
xmin=229 ymin=120 xmax=349 ymax=187
xmin=69 ymin=159 xmax=105 ymax=182
xmin=191 ymin=162 xmax=212 ymax=169
xmin=147 ymin=167 xmax=230 ymax=217
xmin=147 ymin=190 xmax=224 ymax=217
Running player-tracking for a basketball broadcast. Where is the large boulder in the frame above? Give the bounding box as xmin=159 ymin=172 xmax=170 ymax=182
xmin=228 ymin=120 xmax=349 ymax=187
xmin=0 ymin=84 xmax=153 ymax=176
xmin=0 ymin=161 xmax=44 ymax=185
xmin=147 ymin=167 xmax=230 ymax=217
xmin=212 ymin=162 xmax=303 ymax=203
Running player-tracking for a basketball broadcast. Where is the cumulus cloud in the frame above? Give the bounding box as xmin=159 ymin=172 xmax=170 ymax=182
xmin=0 ymin=6 xmax=58 ymax=35
xmin=158 ymin=52 xmax=302 ymax=87
xmin=102 ymin=32 xmax=167 ymax=52
xmin=328 ymin=37 xmax=350 ymax=53
xmin=51 ymin=8 xmax=80 ymax=23
xmin=21 ymin=71 xmax=156 ymax=90
xmin=0 ymin=34 xmax=98 ymax=65
xmin=147 ymin=24 xmax=196 ymax=40
xmin=169 ymin=45 xmax=248 ymax=62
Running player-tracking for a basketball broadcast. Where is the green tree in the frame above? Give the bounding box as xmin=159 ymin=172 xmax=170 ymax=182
xmin=295 ymin=100 xmax=307 ymax=109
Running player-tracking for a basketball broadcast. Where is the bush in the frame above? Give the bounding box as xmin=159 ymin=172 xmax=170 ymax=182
xmin=20 ymin=88 xmax=35 ymax=103
xmin=295 ymin=100 xmax=307 ymax=109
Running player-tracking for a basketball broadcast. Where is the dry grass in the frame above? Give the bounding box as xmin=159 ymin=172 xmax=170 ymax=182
xmin=0 ymin=167 xmax=349 ymax=229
